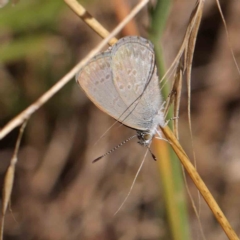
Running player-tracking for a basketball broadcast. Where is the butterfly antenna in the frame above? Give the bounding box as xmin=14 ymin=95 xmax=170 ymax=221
xmin=147 ymin=146 xmax=157 ymax=161
xmin=92 ymin=135 xmax=137 ymax=163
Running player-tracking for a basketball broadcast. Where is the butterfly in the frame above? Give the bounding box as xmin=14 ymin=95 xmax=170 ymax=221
xmin=76 ymin=36 xmax=164 ymax=161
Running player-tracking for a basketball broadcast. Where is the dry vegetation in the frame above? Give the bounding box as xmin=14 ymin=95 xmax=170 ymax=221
xmin=0 ymin=0 xmax=240 ymax=239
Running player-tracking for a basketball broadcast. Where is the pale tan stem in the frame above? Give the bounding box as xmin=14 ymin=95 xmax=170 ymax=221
xmin=161 ymin=126 xmax=239 ymax=240
xmin=64 ymin=0 xmax=118 ymax=45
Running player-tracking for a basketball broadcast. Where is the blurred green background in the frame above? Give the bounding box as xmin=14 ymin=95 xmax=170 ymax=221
xmin=0 ymin=0 xmax=240 ymax=239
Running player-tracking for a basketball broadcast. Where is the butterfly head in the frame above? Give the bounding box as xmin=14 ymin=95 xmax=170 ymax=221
xmin=137 ymin=130 xmax=155 ymax=146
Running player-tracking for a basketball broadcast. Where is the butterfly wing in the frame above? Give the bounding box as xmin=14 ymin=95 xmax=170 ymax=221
xmin=111 ymin=36 xmax=163 ymax=130
xmin=76 ymin=51 xmax=141 ymax=127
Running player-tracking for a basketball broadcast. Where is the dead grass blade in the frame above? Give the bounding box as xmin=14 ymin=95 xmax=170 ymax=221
xmin=0 ymin=1 xmax=238 ymax=239
xmin=158 ymin=2 xmax=201 ymax=87
xmin=173 ymin=64 xmax=183 ymax=139
xmin=0 ymin=120 xmax=27 ymax=240
xmin=163 ymin=62 xmax=183 ymax=139
xmin=184 ymin=3 xmax=204 ymax=234
xmin=185 ymin=0 xmax=204 ymax=140
xmin=215 ymin=0 xmax=240 ymax=76
xmin=163 ymin=0 xmax=204 ymax=139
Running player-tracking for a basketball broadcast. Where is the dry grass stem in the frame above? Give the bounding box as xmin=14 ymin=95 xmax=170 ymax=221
xmin=164 ymin=0 xmax=203 ymax=140
xmin=64 ymin=0 xmax=118 ymax=45
xmin=180 ymin=165 xmax=207 ymax=240
xmin=163 ymin=62 xmax=183 ymax=139
xmin=185 ymin=0 xmax=204 ymax=139
xmin=158 ymin=1 xmax=203 ymax=88
xmin=0 ymin=1 xmax=238 ymax=239
xmin=161 ymin=126 xmax=239 ymax=240
xmin=173 ymin=64 xmax=183 ymax=139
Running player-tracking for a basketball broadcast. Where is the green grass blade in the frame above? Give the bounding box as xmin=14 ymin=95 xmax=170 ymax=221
xmin=149 ymin=1 xmax=190 ymax=240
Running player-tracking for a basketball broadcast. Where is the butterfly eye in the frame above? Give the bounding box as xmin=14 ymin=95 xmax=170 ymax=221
xmin=143 ymin=133 xmax=151 ymax=141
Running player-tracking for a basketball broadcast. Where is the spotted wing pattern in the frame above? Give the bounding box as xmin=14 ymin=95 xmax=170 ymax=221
xmin=76 ymin=36 xmax=162 ymax=131
xmin=111 ymin=36 xmax=162 ymax=130
xmin=76 ymin=51 xmax=140 ymax=127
